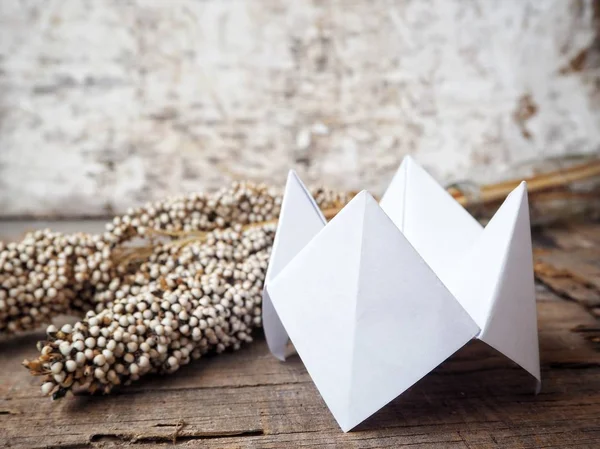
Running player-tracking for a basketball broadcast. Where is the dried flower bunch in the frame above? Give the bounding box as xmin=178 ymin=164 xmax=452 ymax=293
xmin=0 ymin=231 xmax=111 ymax=334
xmin=26 ymin=225 xmax=275 ymax=399
xmin=0 ymin=181 xmax=352 ymax=399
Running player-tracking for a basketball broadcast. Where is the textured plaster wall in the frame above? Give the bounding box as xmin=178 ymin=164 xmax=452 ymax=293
xmin=0 ymin=0 xmax=599 ymax=217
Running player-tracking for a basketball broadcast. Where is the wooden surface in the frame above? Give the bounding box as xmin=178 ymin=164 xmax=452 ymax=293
xmin=1 ymin=220 xmax=600 ymax=448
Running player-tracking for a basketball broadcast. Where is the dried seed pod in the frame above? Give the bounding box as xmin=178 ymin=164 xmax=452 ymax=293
xmin=13 ymin=181 xmax=352 ymax=397
xmin=1 ymin=181 xmax=351 ymax=337
xmin=0 ymin=230 xmax=111 ymax=334
xmin=24 ymin=224 xmax=275 ymax=397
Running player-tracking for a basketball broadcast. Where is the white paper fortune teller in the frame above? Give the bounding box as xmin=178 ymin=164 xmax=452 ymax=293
xmin=262 ymin=156 xmax=541 ymax=432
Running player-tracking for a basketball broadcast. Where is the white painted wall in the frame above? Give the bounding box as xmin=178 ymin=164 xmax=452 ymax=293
xmin=0 ymin=0 xmax=598 ymax=217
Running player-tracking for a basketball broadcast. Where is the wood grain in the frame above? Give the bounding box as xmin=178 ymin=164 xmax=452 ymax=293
xmin=535 ymin=222 xmax=600 ymax=318
xmin=1 ymin=221 xmax=599 ymax=448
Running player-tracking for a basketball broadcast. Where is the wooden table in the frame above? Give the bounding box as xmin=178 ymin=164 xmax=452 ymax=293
xmin=1 ymin=220 xmax=599 ymax=448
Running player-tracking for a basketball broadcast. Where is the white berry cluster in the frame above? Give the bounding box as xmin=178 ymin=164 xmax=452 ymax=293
xmin=25 ymin=224 xmax=275 ymax=399
xmin=12 ymin=181 xmax=352 ymax=398
xmin=1 ymin=182 xmax=349 ymax=336
xmin=102 ymin=181 xmax=287 ymax=245
xmin=0 ymin=230 xmax=112 ymax=334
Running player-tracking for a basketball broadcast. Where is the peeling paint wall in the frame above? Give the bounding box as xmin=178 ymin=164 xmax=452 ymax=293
xmin=0 ymin=0 xmax=599 ymax=217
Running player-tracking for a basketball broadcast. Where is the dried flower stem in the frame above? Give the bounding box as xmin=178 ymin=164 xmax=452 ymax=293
xmin=450 ymin=159 xmax=600 ymax=207
xmin=14 ymin=182 xmax=353 ymax=398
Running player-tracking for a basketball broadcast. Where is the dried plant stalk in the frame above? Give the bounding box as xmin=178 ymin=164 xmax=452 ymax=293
xmin=24 ymin=225 xmax=275 ymax=399
xmin=12 ymin=182 xmax=352 ymax=398
xmin=1 ymin=182 xmax=351 ymax=336
xmin=449 ymin=156 xmax=600 ymax=224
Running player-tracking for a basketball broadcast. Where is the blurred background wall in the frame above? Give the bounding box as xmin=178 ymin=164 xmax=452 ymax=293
xmin=0 ymin=0 xmax=599 ymax=218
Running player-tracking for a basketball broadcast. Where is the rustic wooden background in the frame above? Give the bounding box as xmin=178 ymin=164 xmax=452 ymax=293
xmin=1 ymin=219 xmax=600 ymax=448
xmin=1 ymin=0 xmax=599 ymax=217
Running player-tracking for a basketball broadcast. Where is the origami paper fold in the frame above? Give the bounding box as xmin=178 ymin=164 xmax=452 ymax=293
xmin=263 ymin=171 xmax=327 ymax=361
xmin=263 ymin=156 xmax=541 ymax=432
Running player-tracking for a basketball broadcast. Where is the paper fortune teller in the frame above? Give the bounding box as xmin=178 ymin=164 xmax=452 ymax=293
xmin=262 ymin=156 xmax=541 ymax=432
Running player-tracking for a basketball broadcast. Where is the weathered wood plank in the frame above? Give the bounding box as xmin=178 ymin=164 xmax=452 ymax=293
xmin=534 ymin=222 xmax=600 ymax=321
xmin=1 ymin=220 xmax=599 ymax=448
xmin=1 ymin=294 xmax=599 ymax=448
xmin=536 ymin=223 xmax=600 ymax=251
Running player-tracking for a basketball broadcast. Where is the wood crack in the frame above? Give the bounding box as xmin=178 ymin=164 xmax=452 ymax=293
xmin=90 ymin=429 xmax=265 ymax=444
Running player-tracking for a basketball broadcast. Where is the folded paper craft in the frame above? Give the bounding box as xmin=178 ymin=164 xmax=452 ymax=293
xmin=262 ymin=156 xmax=541 ymax=432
